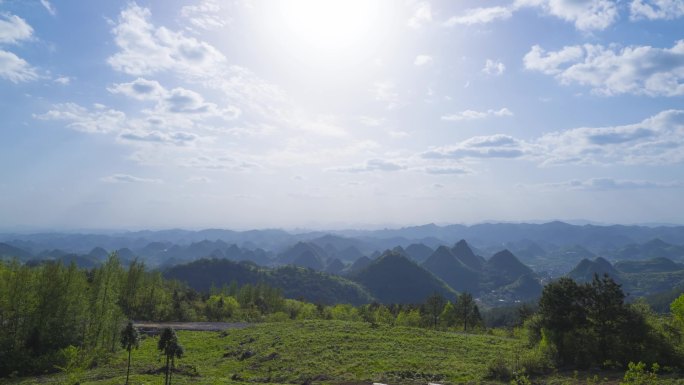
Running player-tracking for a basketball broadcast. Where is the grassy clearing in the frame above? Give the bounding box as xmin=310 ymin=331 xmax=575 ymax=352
xmin=2 ymin=320 xmax=518 ymax=385
xmin=3 ymin=320 xmax=682 ymax=385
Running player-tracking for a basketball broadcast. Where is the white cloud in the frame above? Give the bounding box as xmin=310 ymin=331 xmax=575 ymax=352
xmin=425 ymin=110 xmax=684 ymax=166
xmin=544 ymin=178 xmax=681 ymax=190
xmin=187 ymin=176 xmax=212 ymax=183
xmin=358 ymin=116 xmax=386 ymax=127
xmin=40 ymin=0 xmax=57 ymax=16
xmin=108 ymin=77 xmax=165 ymax=100
xmin=482 ymin=59 xmax=506 ymax=76
xmin=630 ymin=0 xmax=684 ymax=20
xmin=54 ymin=76 xmax=71 ymax=85
xmin=414 ymin=54 xmax=433 ymax=66
xmin=371 ymin=81 xmax=399 ymax=109
xmin=524 ymin=40 xmax=684 ymax=96
xmin=109 ymin=77 xmax=241 ymax=122
xmin=180 ymin=0 xmax=226 ymax=31
xmin=424 ymin=166 xmax=472 ymax=175
xmin=537 ymin=109 xmax=684 ymax=165
xmin=442 ymin=108 xmax=513 ymax=121
xmin=445 ymin=0 xmax=618 ymax=31
xmin=107 ymin=4 xmax=226 ymax=77
xmin=333 ymin=158 xmax=406 ymax=173
xmin=119 ymin=130 xmax=198 ymax=145
xmin=408 ymin=2 xmax=432 ymax=29
xmin=0 ymin=50 xmax=38 ymax=83
xmin=517 ymin=0 xmax=619 ymax=31
xmin=0 ymin=13 xmax=33 ymax=44
xmin=445 ymin=6 xmax=513 ymax=26
xmin=423 ymin=134 xmax=530 ymax=159
xmin=34 ymin=103 xmax=127 ymax=133
xmin=101 ymin=174 xmax=162 ymax=184
xmin=389 ymin=130 xmax=410 ymax=139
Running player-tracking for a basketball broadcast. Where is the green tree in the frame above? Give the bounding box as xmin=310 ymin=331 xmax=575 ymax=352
xmin=425 ymin=292 xmax=446 ymax=329
xmin=537 ymin=277 xmax=587 ymax=364
xmin=120 ymin=321 xmax=139 ymax=385
xmin=670 ymin=293 xmax=684 ymax=326
xmin=158 ymin=327 xmax=184 ymax=385
xmin=440 ymin=301 xmax=457 ymax=327
xmin=586 ymin=274 xmax=626 ymax=364
xmin=454 ymin=292 xmax=481 ymax=332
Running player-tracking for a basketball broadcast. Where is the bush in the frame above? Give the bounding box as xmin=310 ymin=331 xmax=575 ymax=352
xmin=620 ymin=361 xmax=659 ymax=385
xmin=265 ymin=312 xmax=290 ymax=322
xmin=487 ymin=356 xmax=512 ymax=381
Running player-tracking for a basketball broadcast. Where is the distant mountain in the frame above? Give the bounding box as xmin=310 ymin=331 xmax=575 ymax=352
xmin=609 ymin=238 xmax=684 ymax=261
xmin=336 ymin=246 xmax=364 ymax=261
xmin=278 ymin=242 xmax=327 ymax=265
xmin=404 ymin=243 xmax=434 ymax=263
xmin=88 ymin=247 xmax=109 ymax=260
xmin=567 ymin=257 xmax=618 ymax=283
xmin=347 ymin=256 xmax=372 ymax=274
xmin=0 ymin=242 xmax=32 ymax=260
xmin=495 ymin=274 xmax=543 ymax=301
xmin=482 ymin=249 xmax=535 ymax=289
xmin=307 ymin=234 xmax=372 ymax=258
xmin=615 ymin=257 xmax=684 ymax=273
xmin=325 ymin=258 xmax=345 ymax=275
xmin=291 ymin=250 xmax=325 ymax=271
xmin=452 ymin=240 xmax=486 ymax=271
xmin=164 ymin=258 xmax=373 ymax=305
xmin=348 ymin=251 xmax=455 ymax=304
xmin=422 ymin=246 xmax=479 ymax=293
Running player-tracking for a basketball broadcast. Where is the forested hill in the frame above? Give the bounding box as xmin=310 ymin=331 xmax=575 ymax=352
xmin=164 ymin=258 xmax=373 ymax=305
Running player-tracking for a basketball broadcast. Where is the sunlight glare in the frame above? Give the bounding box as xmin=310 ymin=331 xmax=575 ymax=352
xmin=267 ymin=0 xmax=391 ymax=65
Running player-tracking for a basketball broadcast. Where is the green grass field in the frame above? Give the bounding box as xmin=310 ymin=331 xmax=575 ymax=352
xmin=2 ymin=320 xmax=681 ymax=385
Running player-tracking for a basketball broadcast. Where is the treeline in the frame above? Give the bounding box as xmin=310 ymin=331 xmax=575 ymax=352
xmin=0 ymin=255 xmax=481 ymax=377
xmin=491 ymin=274 xmax=684 ymax=380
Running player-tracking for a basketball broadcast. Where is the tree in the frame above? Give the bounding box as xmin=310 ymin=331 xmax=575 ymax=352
xmin=670 ymin=293 xmax=684 ymax=326
xmin=120 ymin=321 xmax=139 ymax=385
xmin=425 ymin=292 xmax=446 ymax=329
xmin=165 ymin=339 xmax=184 ymax=385
xmin=454 ymin=292 xmax=481 ymax=332
xmin=586 ymin=274 xmax=626 ymax=363
xmin=440 ymin=301 xmax=457 ymax=327
xmin=157 ymin=327 xmax=185 ymax=385
xmin=537 ymin=277 xmax=587 ymax=364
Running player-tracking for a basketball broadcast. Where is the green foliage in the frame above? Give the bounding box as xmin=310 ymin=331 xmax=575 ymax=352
xmin=670 ymin=293 xmax=684 ymax=325
xmin=620 ymin=361 xmax=660 ymax=385
xmin=454 ymin=292 xmax=483 ymax=331
xmin=535 ymin=274 xmax=680 ymax=369
xmin=54 ymin=345 xmax=87 ymax=385
xmin=204 ymin=294 xmax=239 ymax=321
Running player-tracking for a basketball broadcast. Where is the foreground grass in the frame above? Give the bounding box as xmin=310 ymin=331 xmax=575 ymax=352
xmin=4 ymin=320 xmax=683 ymax=385
xmin=2 ymin=320 xmax=519 ymax=385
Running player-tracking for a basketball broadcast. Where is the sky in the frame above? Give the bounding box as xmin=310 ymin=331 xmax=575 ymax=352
xmin=1 ymin=0 xmax=683 ymax=230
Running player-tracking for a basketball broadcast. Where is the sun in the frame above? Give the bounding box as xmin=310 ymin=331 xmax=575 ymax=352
xmin=260 ymin=0 xmax=395 ymax=67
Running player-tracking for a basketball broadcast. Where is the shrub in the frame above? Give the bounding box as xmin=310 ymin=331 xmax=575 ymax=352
xmin=487 ymin=356 xmax=512 ymax=381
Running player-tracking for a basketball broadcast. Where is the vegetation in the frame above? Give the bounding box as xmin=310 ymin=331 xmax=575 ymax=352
xmin=119 ymin=321 xmax=139 ymax=385
xmin=3 ymin=253 xmax=684 ymax=384
xmin=530 ymin=274 xmax=680 ymax=369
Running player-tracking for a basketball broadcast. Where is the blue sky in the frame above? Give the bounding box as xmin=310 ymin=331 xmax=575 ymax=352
xmin=1 ymin=0 xmax=683 ymax=230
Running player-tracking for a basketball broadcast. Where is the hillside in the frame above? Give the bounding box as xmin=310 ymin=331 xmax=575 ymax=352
xmin=422 ymin=245 xmax=480 ymax=293
xmin=164 ymin=259 xmax=373 ymax=305
xmin=349 ymin=251 xmax=455 ymax=303
xmin=481 ymin=249 xmax=535 ymax=289
xmin=567 ymin=256 xmax=684 ymax=297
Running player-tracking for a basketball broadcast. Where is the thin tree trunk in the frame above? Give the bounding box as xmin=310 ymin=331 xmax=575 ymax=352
xmin=125 ymin=348 xmax=131 ymax=385
xmin=165 ymin=355 xmax=170 ymax=385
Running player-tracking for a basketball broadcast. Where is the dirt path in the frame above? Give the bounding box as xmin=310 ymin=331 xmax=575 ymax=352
xmin=134 ymin=321 xmax=251 ymax=332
